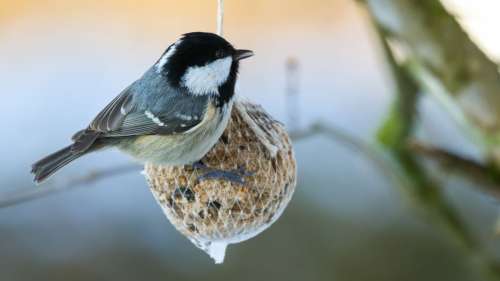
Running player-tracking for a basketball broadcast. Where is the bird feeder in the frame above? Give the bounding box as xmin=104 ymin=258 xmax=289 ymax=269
xmin=144 ymin=100 xmax=297 ymax=263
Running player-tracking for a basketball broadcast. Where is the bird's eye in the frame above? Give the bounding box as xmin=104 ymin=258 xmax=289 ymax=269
xmin=215 ymin=50 xmax=225 ymax=58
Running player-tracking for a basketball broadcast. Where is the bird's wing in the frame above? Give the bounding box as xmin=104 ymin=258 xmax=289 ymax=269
xmin=88 ymin=85 xmax=136 ymax=133
xmin=87 ymin=87 xmax=209 ymax=138
xmin=70 ymin=86 xmax=135 ymax=152
xmin=70 ymin=85 xmax=209 ymax=154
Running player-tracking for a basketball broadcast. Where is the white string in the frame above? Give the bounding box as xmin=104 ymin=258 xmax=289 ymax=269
xmin=217 ymin=0 xmax=224 ymax=36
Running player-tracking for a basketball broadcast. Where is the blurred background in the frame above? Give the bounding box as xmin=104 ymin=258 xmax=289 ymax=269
xmin=1 ymin=0 xmax=500 ymax=280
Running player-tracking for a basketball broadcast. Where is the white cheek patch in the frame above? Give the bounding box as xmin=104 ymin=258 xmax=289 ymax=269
xmin=181 ymin=56 xmax=233 ymax=96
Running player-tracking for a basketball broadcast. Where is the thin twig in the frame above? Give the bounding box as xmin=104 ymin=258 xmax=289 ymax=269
xmin=0 ymin=164 xmax=141 ymax=209
xmin=0 ymin=123 xmax=392 ymax=209
xmin=216 ymin=0 xmax=224 ymax=36
xmin=409 ymin=140 xmax=500 ymax=199
xmin=290 ymin=122 xmax=404 ymax=186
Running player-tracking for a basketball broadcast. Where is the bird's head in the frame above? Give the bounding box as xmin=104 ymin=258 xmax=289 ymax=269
xmin=156 ymin=32 xmax=253 ymax=102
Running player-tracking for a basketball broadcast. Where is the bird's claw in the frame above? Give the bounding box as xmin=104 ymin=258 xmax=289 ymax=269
xmin=197 ymin=170 xmax=246 ymax=184
xmin=193 ymin=162 xmax=254 ymax=185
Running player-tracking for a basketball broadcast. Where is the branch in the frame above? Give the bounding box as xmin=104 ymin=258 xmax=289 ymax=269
xmin=0 ymin=164 xmax=141 ymax=209
xmin=0 ymin=122 xmax=397 ymax=210
xmin=362 ymin=0 xmax=500 ymax=159
xmin=360 ymin=4 xmax=500 ymax=279
xmin=364 ymin=2 xmax=468 ymax=237
xmin=290 ymin=122 xmax=428 ymax=196
xmin=374 ymin=22 xmax=420 ymax=149
xmin=291 ymin=122 xmax=392 ymax=172
xmin=409 ymin=140 xmax=500 ymax=200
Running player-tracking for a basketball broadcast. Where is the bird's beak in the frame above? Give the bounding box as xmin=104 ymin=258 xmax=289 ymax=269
xmin=234 ymin=49 xmax=254 ymax=61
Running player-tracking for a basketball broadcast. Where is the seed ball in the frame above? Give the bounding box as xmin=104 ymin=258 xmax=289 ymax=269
xmin=144 ymin=100 xmax=297 ymax=263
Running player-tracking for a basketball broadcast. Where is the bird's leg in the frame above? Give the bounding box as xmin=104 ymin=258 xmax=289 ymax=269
xmin=192 ymin=161 xmax=253 ymax=185
xmin=192 ymin=160 xmax=208 ymax=170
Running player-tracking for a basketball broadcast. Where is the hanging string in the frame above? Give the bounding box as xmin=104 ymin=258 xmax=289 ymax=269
xmin=217 ymin=0 xmax=224 ymax=36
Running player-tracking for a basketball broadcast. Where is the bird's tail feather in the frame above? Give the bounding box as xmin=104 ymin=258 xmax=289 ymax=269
xmin=31 ymin=145 xmax=84 ymax=184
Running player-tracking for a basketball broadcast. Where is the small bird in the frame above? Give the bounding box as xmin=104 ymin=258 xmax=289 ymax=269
xmin=32 ymin=32 xmax=254 ymax=183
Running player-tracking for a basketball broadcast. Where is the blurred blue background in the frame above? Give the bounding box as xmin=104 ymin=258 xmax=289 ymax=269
xmin=0 ymin=0 xmax=499 ymax=280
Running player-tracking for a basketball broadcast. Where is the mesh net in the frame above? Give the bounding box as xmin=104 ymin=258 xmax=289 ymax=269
xmin=144 ymin=100 xmax=297 ymax=263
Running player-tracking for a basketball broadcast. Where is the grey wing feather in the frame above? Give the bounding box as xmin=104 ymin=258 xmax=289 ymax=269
xmin=83 ymin=85 xmax=209 ymax=138
xmin=89 ymin=86 xmax=135 ymax=132
xmin=104 ymin=94 xmax=208 ymax=137
xmin=70 ymin=88 xmax=132 ymax=142
xmin=70 ymin=86 xmax=135 ymax=152
xmin=70 ymin=84 xmax=209 ymax=155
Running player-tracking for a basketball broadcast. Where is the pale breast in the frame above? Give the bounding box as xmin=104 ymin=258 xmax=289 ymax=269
xmin=121 ymin=101 xmax=233 ymax=165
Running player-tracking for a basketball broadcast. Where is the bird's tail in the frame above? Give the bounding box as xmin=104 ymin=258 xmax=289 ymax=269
xmin=31 ymin=145 xmax=85 ymax=184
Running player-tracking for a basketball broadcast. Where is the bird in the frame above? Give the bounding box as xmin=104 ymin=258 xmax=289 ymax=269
xmin=31 ymin=32 xmax=254 ymax=184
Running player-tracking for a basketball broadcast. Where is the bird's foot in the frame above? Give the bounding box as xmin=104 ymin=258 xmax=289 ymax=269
xmin=193 ymin=161 xmax=254 ymax=185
